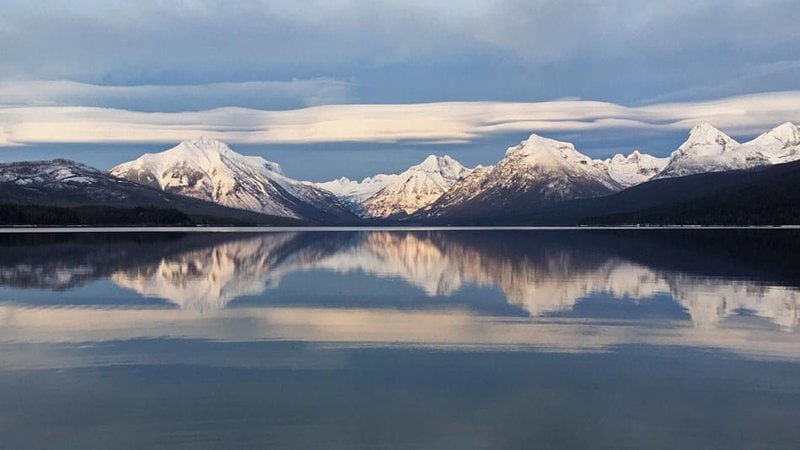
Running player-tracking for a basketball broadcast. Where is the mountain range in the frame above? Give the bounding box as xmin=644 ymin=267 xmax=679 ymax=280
xmin=1 ymin=122 xmax=799 ymax=226
xmin=0 ymin=158 xmax=302 ymax=226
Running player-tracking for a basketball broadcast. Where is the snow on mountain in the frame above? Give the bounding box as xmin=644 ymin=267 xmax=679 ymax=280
xmin=496 ymin=133 xmax=621 ymax=191
xmin=0 ymin=159 xmax=111 ymax=186
xmin=604 ymin=151 xmax=669 ymax=187
xmin=359 ymin=155 xmax=472 ymax=218
xmin=314 ymin=174 xmax=399 ymax=204
xmin=110 ymin=137 xmax=354 ymax=221
xmin=416 ymin=165 xmax=493 ymax=217
xmin=656 ymin=123 xmax=766 ymax=178
xmin=741 ymin=122 xmax=800 ymax=164
xmin=419 ymin=134 xmax=622 ymax=219
xmin=316 ymin=155 xmax=472 ymax=218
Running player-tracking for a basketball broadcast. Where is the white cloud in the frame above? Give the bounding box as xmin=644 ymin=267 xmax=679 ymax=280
xmin=1 ymin=91 xmax=799 ymax=147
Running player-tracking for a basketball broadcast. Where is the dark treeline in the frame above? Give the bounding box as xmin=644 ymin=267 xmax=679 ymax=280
xmin=583 ymin=164 xmax=800 ymax=226
xmin=0 ymin=204 xmax=194 ymax=226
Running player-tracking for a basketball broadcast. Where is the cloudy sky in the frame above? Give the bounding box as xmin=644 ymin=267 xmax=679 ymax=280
xmin=1 ymin=0 xmax=799 ymax=180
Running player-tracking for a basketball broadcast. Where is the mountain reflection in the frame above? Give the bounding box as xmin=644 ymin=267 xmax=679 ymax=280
xmin=1 ymin=230 xmax=797 ymax=330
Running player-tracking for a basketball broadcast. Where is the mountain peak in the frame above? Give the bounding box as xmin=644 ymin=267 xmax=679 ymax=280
xmin=741 ymin=122 xmax=800 ymax=164
xmin=610 ymin=150 xmax=643 ymax=163
xmin=174 ymin=136 xmax=235 ymax=157
xmin=684 ymin=123 xmax=736 ymax=146
xmin=657 ymin=123 xmax=760 ymax=178
xmin=185 ymin=135 xmax=227 ymax=146
xmin=0 ymin=158 xmax=109 ymax=187
xmin=605 ymin=151 xmax=668 ymax=187
xmin=413 ymin=154 xmax=464 ymax=175
xmin=514 ymin=133 xmax=569 ymax=153
xmin=416 ymin=154 xmax=443 ymax=169
xmin=109 ymin=139 xmax=358 ymax=221
xmin=505 ymin=133 xmax=594 ymax=171
xmin=763 ymin=122 xmax=800 ymax=143
xmin=690 ymin=122 xmax=719 ymax=132
xmin=357 ymin=154 xmax=471 ymax=218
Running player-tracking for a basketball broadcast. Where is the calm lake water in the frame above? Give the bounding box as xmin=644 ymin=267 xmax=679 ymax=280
xmin=1 ymin=229 xmax=799 ymax=449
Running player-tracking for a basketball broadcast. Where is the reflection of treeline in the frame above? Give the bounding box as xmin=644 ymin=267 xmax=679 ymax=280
xmin=0 ymin=229 xmax=254 ymax=291
xmin=0 ymin=204 xmax=193 ymax=226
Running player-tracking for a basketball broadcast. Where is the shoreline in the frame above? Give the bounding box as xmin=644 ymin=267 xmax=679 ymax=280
xmin=0 ymin=225 xmax=799 ymax=233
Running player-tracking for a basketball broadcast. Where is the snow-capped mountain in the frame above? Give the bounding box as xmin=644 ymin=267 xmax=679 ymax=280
xmin=314 ymin=173 xmax=399 ymax=205
xmin=110 ymin=137 xmax=355 ymax=221
xmin=604 ymin=151 xmax=669 ymax=187
xmin=0 ymin=158 xmax=294 ymax=224
xmin=316 ymin=155 xmax=472 ymax=218
xmin=361 ymin=155 xmax=471 ymax=218
xmin=418 ymin=134 xmax=622 ymax=220
xmin=419 ymin=165 xmax=494 ymax=217
xmin=658 ymin=123 xmax=761 ymax=178
xmin=657 ymin=122 xmax=800 ymax=179
xmin=741 ymin=122 xmax=800 ymax=164
xmin=1 ymin=159 xmax=115 ymax=187
xmin=7 ymin=122 xmax=800 ymax=226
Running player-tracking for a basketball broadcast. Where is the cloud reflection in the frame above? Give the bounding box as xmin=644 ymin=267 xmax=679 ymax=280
xmin=0 ymin=230 xmax=798 ymax=368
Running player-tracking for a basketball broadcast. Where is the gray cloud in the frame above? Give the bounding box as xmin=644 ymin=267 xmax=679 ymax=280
xmin=470 ymin=0 xmax=800 ymax=63
xmin=1 ymin=0 xmax=797 ymax=104
xmin=0 ymin=0 xmax=478 ymax=83
xmin=0 ymin=79 xmax=352 ymax=111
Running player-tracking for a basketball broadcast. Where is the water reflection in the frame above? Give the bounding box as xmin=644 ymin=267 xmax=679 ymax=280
xmin=0 ymin=230 xmax=798 ymax=361
xmin=5 ymin=230 xmax=795 ymax=328
xmin=3 ymin=230 xmax=800 ymax=449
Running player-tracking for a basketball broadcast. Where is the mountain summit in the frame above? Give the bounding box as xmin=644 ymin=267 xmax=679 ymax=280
xmin=417 ymin=134 xmax=622 ymax=221
xmin=360 ymin=155 xmax=471 ymax=218
xmin=110 ymin=137 xmax=354 ymax=221
xmin=316 ymin=154 xmax=471 ymax=218
xmin=658 ymin=123 xmax=760 ymax=178
xmin=744 ymin=122 xmax=800 ymax=164
xmin=605 ymin=151 xmax=668 ymax=187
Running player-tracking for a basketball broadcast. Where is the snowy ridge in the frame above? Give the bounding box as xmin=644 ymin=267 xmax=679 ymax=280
xmin=110 ymin=137 xmax=353 ymax=221
xmin=419 ymin=134 xmax=623 ymax=219
xmin=655 ymin=122 xmax=800 ymax=179
xmin=360 ymin=155 xmax=472 ymax=218
xmin=498 ymin=133 xmax=622 ymax=191
xmin=657 ymin=123 xmax=761 ymax=178
xmin=20 ymin=122 xmax=798 ymax=223
xmin=417 ymin=165 xmax=494 ymax=217
xmin=741 ymin=122 xmax=800 ymax=164
xmin=314 ymin=173 xmax=399 ymax=204
xmin=604 ymin=151 xmax=669 ymax=187
xmin=315 ymin=155 xmax=472 ymax=218
xmin=0 ymin=159 xmax=112 ymax=186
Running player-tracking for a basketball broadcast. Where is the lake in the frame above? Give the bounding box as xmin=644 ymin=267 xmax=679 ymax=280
xmin=1 ymin=229 xmax=799 ymax=449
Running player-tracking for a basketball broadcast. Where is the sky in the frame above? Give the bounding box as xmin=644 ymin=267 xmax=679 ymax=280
xmin=1 ymin=0 xmax=800 ymax=180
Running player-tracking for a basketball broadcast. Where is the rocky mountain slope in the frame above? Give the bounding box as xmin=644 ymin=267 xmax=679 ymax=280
xmin=110 ymin=137 xmax=355 ymax=222
xmin=657 ymin=122 xmax=800 ymax=178
xmin=0 ymin=159 xmax=294 ymax=225
xmin=416 ymin=134 xmax=623 ymax=221
xmin=604 ymin=151 xmax=668 ymax=187
xmin=4 ymin=122 xmax=800 ymax=226
xmin=315 ymin=155 xmax=471 ymax=218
